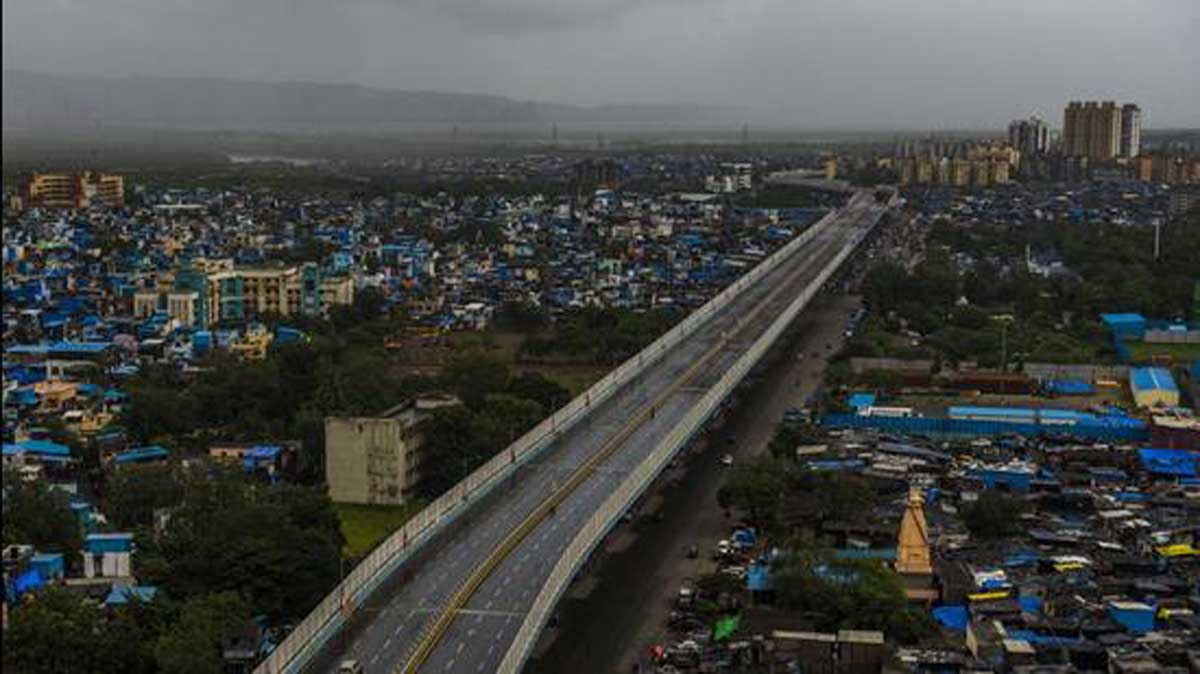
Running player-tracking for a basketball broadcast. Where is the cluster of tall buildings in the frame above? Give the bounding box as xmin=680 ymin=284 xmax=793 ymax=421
xmin=14 ymin=172 xmax=125 ymax=210
xmin=1007 ymin=117 xmax=1050 ymax=158
xmin=889 ymin=100 xmax=1162 ymax=187
xmin=704 ymin=162 xmax=754 ymax=193
xmin=891 ymin=139 xmax=1015 ymax=188
xmin=1062 ymin=101 xmax=1141 ymax=160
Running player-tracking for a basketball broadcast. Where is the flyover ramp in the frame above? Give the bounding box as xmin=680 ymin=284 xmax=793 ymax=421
xmin=257 ymin=193 xmax=885 ymax=674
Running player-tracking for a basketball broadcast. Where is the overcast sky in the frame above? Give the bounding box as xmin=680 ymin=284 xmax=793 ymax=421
xmin=3 ymin=0 xmax=1197 ymax=129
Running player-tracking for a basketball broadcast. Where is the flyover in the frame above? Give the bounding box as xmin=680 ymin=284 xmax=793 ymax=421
xmin=256 ymin=190 xmax=891 ymax=674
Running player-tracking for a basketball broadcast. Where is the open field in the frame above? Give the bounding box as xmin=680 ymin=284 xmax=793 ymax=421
xmin=334 ymin=502 xmax=425 ymax=558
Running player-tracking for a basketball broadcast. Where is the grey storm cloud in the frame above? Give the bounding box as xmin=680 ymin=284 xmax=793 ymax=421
xmin=432 ymin=0 xmax=640 ymax=33
xmin=427 ymin=0 xmax=725 ymax=35
xmin=3 ymin=0 xmax=1198 ymax=128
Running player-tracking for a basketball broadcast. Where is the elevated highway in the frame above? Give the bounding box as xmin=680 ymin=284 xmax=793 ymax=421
xmin=257 ymin=191 xmax=891 ymax=674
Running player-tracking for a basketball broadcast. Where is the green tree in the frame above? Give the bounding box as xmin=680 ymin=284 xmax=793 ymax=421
xmin=415 ymin=405 xmax=481 ymax=498
xmin=106 ymin=464 xmax=183 ymax=528
xmin=506 ymin=372 xmax=570 ymax=414
xmin=159 ymin=470 xmax=341 ymax=621
xmin=717 ymin=456 xmax=788 ymax=532
xmin=95 ymin=597 xmax=175 ymax=674
xmin=767 ymin=422 xmax=828 ymax=461
xmin=2 ymin=586 xmax=105 ymax=674
xmin=154 ymin=592 xmax=251 ymax=674
xmin=963 ymin=491 xmax=1028 ymax=539
xmin=495 ymin=301 xmax=548 ymax=332
xmin=775 ymin=553 xmax=933 ymax=643
xmin=2 ymin=468 xmax=82 ymax=557
xmin=472 ymin=394 xmax=545 ymax=449
xmin=123 ymin=381 xmax=200 ymax=443
xmin=441 ymin=353 xmax=510 ymax=409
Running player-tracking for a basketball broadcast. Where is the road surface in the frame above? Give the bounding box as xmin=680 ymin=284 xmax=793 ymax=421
xmin=317 ymin=196 xmax=886 ymax=674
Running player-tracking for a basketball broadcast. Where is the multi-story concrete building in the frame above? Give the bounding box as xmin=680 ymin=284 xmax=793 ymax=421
xmin=823 ymin=156 xmax=839 ymax=181
xmin=1120 ymin=104 xmax=1142 ymax=158
xmin=325 ymin=394 xmax=461 ymax=505
xmin=1140 ymin=153 xmax=1199 ymax=185
xmin=206 ymin=263 xmax=353 ymax=325
xmin=971 ymin=160 xmax=992 ymax=188
xmin=17 ymin=172 xmax=125 ymax=210
xmin=894 ymin=138 xmax=1015 ymax=188
xmin=915 ymin=157 xmax=935 ymax=185
xmin=133 ymin=291 xmax=161 ymax=319
xmin=166 ymin=291 xmax=200 ymax=327
xmin=1063 ymin=101 xmax=1138 ymax=161
xmin=1169 ymin=185 xmax=1200 ymax=219
xmin=989 ymin=160 xmax=1010 ymax=185
xmin=1135 ymin=156 xmax=1155 ymax=182
xmin=1008 ymin=117 xmax=1050 ymax=159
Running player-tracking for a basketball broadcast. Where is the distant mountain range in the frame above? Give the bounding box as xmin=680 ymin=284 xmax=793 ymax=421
xmin=2 ymin=70 xmax=744 ymax=132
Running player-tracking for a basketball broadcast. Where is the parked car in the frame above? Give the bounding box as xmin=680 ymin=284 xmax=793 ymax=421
xmin=719 ymin=454 xmax=734 ymax=467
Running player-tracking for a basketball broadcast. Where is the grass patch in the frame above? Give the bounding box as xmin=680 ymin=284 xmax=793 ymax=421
xmin=334 ymin=501 xmax=425 ymax=558
xmin=1128 ymin=341 xmax=1200 ymax=364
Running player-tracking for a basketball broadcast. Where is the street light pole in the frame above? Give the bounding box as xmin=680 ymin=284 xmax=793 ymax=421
xmin=1000 ymin=321 xmax=1008 ymax=373
xmin=989 ymin=314 xmax=1014 ymax=372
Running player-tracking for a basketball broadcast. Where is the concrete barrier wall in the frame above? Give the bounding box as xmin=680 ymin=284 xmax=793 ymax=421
xmin=820 ymin=413 xmax=1148 ymax=442
xmin=254 ymin=208 xmax=842 ymax=674
xmin=1022 ymin=363 xmax=1130 ymax=382
xmin=1144 ymin=330 xmax=1200 ymax=344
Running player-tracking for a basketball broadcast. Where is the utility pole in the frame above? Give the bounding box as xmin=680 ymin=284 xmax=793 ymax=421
xmin=1001 ymin=322 xmax=1008 ymax=372
xmin=991 ymin=314 xmax=1015 ymax=375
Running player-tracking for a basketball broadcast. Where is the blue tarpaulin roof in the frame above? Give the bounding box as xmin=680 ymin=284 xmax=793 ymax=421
xmin=9 ymin=439 xmax=71 ymax=456
xmin=1045 ymin=379 xmax=1095 ymax=395
xmin=8 ymin=389 xmax=39 ymax=405
xmin=114 ymin=445 xmax=170 ymax=464
xmin=1138 ymin=448 xmax=1199 ymax=477
xmin=104 ymin=585 xmax=158 ymax=606
xmin=243 ymin=445 xmax=281 ymax=473
xmin=746 ymin=564 xmax=771 ymax=592
xmin=1130 ymin=367 xmax=1179 ymax=393
xmin=6 ymin=342 xmax=113 ymax=356
xmin=1101 ymin=313 xmax=1145 ymax=327
xmin=11 ymin=568 xmax=43 ymax=596
xmin=835 ymin=548 xmax=897 ymax=561
xmin=1004 ymin=551 xmax=1042 ymax=567
xmin=932 ymin=605 xmax=968 ymax=630
xmin=847 ymin=393 xmax=876 ymax=410
xmin=1006 ymin=629 xmax=1083 ymax=647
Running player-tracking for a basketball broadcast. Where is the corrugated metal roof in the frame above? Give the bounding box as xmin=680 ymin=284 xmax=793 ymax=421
xmin=1130 ymin=367 xmax=1179 ymax=393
